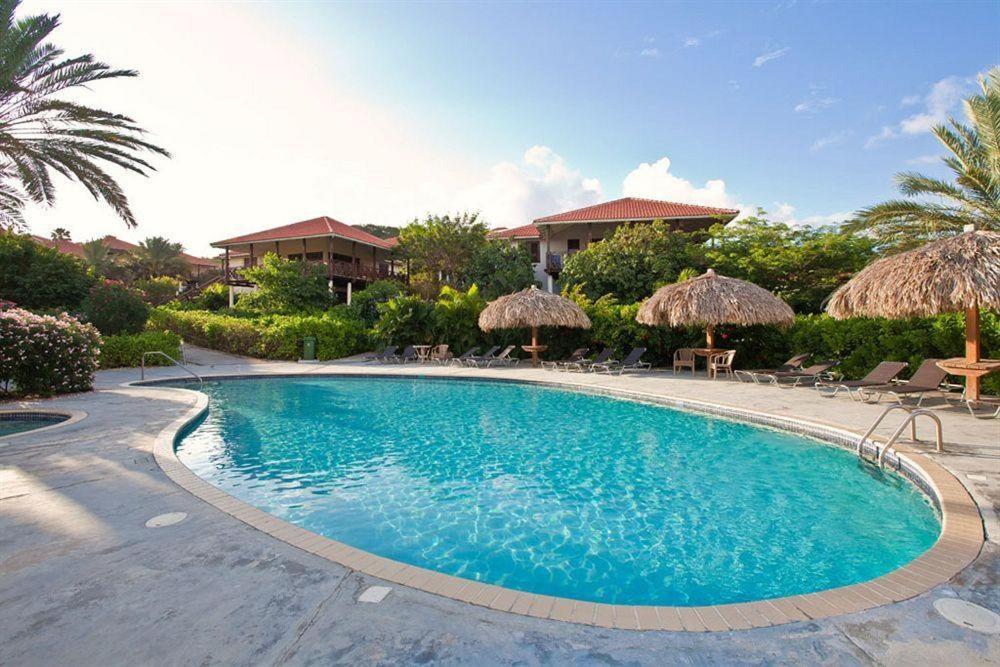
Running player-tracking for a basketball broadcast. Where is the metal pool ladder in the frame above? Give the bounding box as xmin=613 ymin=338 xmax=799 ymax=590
xmin=856 ymin=403 xmax=943 ymax=468
xmin=140 ymin=351 xmax=204 ymax=388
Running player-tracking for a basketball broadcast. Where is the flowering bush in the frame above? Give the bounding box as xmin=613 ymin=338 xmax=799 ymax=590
xmin=0 ymin=306 xmax=101 ymax=396
xmin=82 ymin=280 xmax=149 ymax=335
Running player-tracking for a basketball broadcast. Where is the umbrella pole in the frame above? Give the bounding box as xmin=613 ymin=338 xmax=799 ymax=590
xmin=966 ymin=304 xmax=981 ymax=401
xmin=705 ymin=326 xmax=715 ymax=349
xmin=531 ymin=326 xmax=540 ymax=368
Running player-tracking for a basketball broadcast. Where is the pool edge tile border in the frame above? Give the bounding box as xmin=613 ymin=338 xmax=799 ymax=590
xmin=144 ymin=373 xmax=985 ymax=633
xmin=0 ymin=408 xmax=88 ymax=444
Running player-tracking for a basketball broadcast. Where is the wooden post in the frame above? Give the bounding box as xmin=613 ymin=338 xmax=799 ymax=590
xmin=966 ymin=304 xmax=981 ymax=401
xmin=705 ymin=325 xmax=715 ymax=349
xmin=249 ymin=243 xmax=255 ymax=267
xmin=223 ymin=247 xmax=230 ymax=280
xmin=274 ymin=241 xmax=279 ymax=256
xmin=531 ymin=325 xmax=540 ymax=368
xmin=301 ymin=238 xmax=307 ymax=261
xmin=327 ymin=236 xmax=333 ymax=280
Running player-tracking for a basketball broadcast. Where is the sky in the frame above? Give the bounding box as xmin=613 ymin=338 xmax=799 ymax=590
xmin=24 ymin=0 xmax=1000 ymax=256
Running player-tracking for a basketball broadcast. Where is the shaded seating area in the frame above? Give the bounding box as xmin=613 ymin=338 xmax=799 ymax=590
xmin=734 ymin=353 xmax=811 ymax=383
xmin=541 ymin=348 xmax=589 ymax=371
xmin=563 ymin=348 xmax=615 ymax=373
xmin=754 ymin=361 xmax=840 ymax=387
xmin=815 ymin=361 xmax=908 ymax=400
xmin=857 ymin=359 xmax=951 ymax=406
xmin=593 ymin=347 xmax=650 ymax=375
xmin=672 ymin=348 xmax=696 ymax=375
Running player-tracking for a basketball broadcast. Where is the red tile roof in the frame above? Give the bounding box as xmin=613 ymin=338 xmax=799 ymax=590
xmin=534 ymin=197 xmax=739 ymax=224
xmin=487 ymin=223 xmax=540 ymax=240
xmin=384 ymin=236 xmax=400 ymax=248
xmin=32 ymin=235 xmax=217 ymax=266
xmin=212 ymin=216 xmax=392 ymax=250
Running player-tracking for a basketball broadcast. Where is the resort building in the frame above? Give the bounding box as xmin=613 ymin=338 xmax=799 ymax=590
xmin=211 ymin=215 xmax=399 ymax=305
xmin=32 ymin=234 xmax=219 ymax=277
xmin=488 ymin=197 xmax=739 ymax=291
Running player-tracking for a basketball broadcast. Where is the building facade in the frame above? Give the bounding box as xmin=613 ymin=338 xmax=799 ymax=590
xmin=487 ymin=197 xmax=739 ymax=291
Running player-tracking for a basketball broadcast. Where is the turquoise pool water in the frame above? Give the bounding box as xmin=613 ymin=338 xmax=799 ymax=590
xmin=174 ymin=376 xmax=940 ymax=606
xmin=0 ymin=414 xmax=66 ymax=437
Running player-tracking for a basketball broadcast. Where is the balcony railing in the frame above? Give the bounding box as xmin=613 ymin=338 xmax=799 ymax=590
xmin=545 ymin=252 xmax=565 ymax=275
xmin=225 ymin=260 xmax=400 ymax=286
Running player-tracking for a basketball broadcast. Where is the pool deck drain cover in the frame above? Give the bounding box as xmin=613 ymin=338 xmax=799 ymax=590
xmin=145 ymin=512 xmax=188 ymax=528
xmin=358 ymin=586 xmax=392 ymax=604
xmin=934 ymin=598 xmax=1000 ymax=634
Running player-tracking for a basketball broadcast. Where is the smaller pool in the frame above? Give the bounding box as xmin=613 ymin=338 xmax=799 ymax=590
xmin=0 ymin=412 xmax=68 ymax=437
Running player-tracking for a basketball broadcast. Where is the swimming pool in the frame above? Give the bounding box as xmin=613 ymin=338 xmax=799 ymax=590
xmin=174 ymin=376 xmax=940 ymax=607
xmin=0 ymin=412 xmax=69 ymax=438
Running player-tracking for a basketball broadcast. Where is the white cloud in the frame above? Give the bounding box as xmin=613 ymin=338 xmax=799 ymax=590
xmin=683 ymin=37 xmax=701 ymax=48
xmin=768 ymin=202 xmax=852 ymax=227
xmin=906 ymin=154 xmax=941 ymax=166
xmin=753 ymin=47 xmax=790 ymax=68
xmin=866 ymin=75 xmax=972 ymax=147
xmin=810 ymin=130 xmax=852 ymax=152
xmin=728 ymin=80 xmax=741 ymax=91
xmin=622 ymin=157 xmax=749 ymax=215
xmin=20 ymin=2 xmax=602 ymax=253
xmin=794 ymin=96 xmax=839 ymax=113
xmin=640 ymin=47 xmax=661 ymax=58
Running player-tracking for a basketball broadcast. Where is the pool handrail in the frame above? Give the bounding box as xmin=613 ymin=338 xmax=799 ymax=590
xmin=140 ymin=351 xmax=204 ymax=388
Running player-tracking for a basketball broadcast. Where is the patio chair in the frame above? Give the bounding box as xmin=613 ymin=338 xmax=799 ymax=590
xmin=429 ymin=344 xmax=452 ymax=364
xmin=815 ymin=361 xmax=908 ymax=400
xmin=708 ymin=349 xmax=736 ymax=380
xmin=755 ymin=361 xmax=840 ymax=388
xmin=857 ymin=359 xmax=950 ymax=406
xmin=733 ymin=353 xmax=811 ymax=383
xmin=673 ymin=348 xmax=696 ymax=375
xmin=564 ymin=348 xmax=615 ymax=373
xmin=541 ymin=347 xmax=589 ymax=371
xmin=482 ymin=345 xmax=519 ymax=368
xmin=392 ymin=345 xmax=418 ymax=364
xmin=365 ymin=345 xmax=397 ymax=362
xmin=593 ymin=347 xmax=650 ymax=375
xmin=463 ymin=345 xmax=500 ymax=367
xmin=448 ymin=346 xmax=480 ymax=366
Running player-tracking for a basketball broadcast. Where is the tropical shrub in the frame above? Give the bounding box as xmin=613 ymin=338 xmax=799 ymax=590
xmin=191 ymin=282 xmax=230 ymax=311
xmin=433 ymin=285 xmax=487 ymax=353
xmin=100 ymin=331 xmax=182 ymax=369
xmin=462 ymin=241 xmax=535 ymax=299
xmin=349 ymin=280 xmax=407 ymax=327
xmin=371 ymin=295 xmax=436 ymax=345
xmin=239 ymin=253 xmax=333 ymax=313
xmin=0 ymin=234 xmax=94 ymax=310
xmin=149 ymin=307 xmax=368 ymax=361
xmin=397 ymin=212 xmax=488 ymax=295
xmin=134 ymin=276 xmax=181 ymax=304
xmin=0 ymin=306 xmax=101 ymax=397
xmin=82 ymin=281 xmax=149 ymax=335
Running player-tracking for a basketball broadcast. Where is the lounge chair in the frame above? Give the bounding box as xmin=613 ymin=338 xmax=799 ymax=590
xmin=463 ymin=345 xmax=500 ymax=367
xmin=673 ymin=348 xmax=695 ymax=375
xmin=480 ymin=345 xmax=518 ymax=368
xmin=365 ymin=345 xmax=397 ymax=362
xmin=593 ymin=347 xmax=650 ymax=375
xmin=733 ymin=353 xmax=811 ymax=383
xmin=755 ymin=361 xmax=840 ymax=388
xmin=447 ymin=347 xmax=479 ymax=366
xmin=946 ymin=393 xmax=1000 ymax=419
xmin=708 ymin=349 xmax=736 ymax=380
xmin=564 ymin=348 xmax=615 ymax=373
xmin=815 ymin=361 xmax=908 ymax=400
xmin=392 ymin=345 xmax=418 ymax=364
xmin=541 ymin=347 xmax=589 ymax=371
xmin=857 ymin=359 xmax=950 ymax=406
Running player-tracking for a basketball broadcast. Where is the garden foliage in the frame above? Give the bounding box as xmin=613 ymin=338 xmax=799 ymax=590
xmin=0 ymin=306 xmax=101 ymax=396
xmin=99 ymin=331 xmax=182 ymax=369
xmin=238 ymin=253 xmax=333 ymax=313
xmin=82 ymin=281 xmax=149 ymax=335
xmin=0 ymin=234 xmax=94 ymax=310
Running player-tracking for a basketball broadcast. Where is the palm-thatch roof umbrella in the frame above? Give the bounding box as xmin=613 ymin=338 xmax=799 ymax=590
xmin=827 ymin=229 xmax=1000 ymax=401
xmin=478 ymin=285 xmax=591 ymax=367
xmin=636 ymin=269 xmax=795 ymax=348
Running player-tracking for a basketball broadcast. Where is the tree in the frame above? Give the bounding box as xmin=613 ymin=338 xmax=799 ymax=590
xmin=50 ymin=227 xmax=71 ymax=241
xmin=239 ymin=252 xmax=332 ymax=313
xmin=0 ymin=0 xmax=168 ymax=232
xmin=0 ymin=234 xmax=93 ymax=309
xmin=704 ymin=215 xmax=875 ymax=313
xmin=845 ymin=67 xmax=1000 ymax=250
xmin=81 ymin=239 xmax=114 ymax=275
xmin=560 ymin=220 xmax=700 ymax=303
xmin=352 ymin=224 xmax=400 ymax=240
xmin=128 ymin=236 xmax=187 ymax=278
xmin=397 ymin=212 xmax=488 ymax=293
xmin=462 ymin=240 xmax=536 ymax=299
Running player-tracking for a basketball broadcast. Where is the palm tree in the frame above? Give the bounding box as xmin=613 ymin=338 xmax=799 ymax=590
xmin=846 ymin=67 xmax=1000 ymax=250
xmin=50 ymin=227 xmax=71 ymax=241
xmin=129 ymin=236 xmax=187 ymax=278
xmin=81 ymin=238 xmax=113 ymax=275
xmin=0 ymin=0 xmax=168 ymax=232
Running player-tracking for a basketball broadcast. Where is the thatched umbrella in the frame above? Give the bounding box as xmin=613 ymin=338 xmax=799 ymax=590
xmin=827 ymin=230 xmax=1000 ymax=400
xmin=636 ymin=269 xmax=795 ymax=348
xmin=478 ymin=285 xmax=591 ymax=367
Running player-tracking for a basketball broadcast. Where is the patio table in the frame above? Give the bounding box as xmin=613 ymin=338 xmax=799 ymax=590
xmin=413 ymin=345 xmax=432 ymax=363
xmin=691 ymin=348 xmax=729 ymax=372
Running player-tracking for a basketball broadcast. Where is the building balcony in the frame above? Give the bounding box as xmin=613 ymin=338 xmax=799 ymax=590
xmin=225 ymin=259 xmax=402 ymax=287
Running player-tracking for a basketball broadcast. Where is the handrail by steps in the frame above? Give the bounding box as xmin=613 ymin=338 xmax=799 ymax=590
xmin=140 ymin=351 xmax=204 ymax=388
xmin=856 ymin=402 xmax=944 ymax=468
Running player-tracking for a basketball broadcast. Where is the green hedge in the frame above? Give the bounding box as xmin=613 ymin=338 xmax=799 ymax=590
xmin=149 ymin=307 xmax=369 ymax=361
xmin=99 ymin=331 xmax=183 ymax=369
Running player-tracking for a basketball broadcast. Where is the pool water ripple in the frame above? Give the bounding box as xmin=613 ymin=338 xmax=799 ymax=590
xmin=175 ymin=377 xmax=940 ymax=606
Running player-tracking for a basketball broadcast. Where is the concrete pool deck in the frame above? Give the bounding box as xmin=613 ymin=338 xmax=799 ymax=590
xmin=2 ymin=346 xmax=998 ymax=664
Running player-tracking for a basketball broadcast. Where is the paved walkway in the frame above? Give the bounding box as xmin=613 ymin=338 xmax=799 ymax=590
xmin=1 ymin=346 xmax=997 ymax=665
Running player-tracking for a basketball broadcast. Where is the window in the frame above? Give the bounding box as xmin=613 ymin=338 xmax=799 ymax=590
xmin=567 ymin=239 xmax=580 ymax=253
xmin=305 ymin=252 xmax=324 ymax=261
xmin=528 ymin=241 xmax=540 ymax=263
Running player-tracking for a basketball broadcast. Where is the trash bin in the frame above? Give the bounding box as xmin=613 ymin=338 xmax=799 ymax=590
xmin=302 ymin=336 xmax=317 ymax=361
